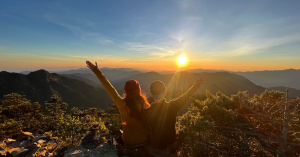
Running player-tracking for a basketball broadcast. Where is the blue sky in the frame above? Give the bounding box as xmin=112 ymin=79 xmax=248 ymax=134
xmin=0 ymin=0 xmax=300 ymax=72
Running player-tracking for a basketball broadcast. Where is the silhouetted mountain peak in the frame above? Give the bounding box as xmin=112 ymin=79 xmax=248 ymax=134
xmin=0 ymin=70 xmax=113 ymax=109
xmin=27 ymin=69 xmax=61 ymax=83
xmin=0 ymin=71 xmax=9 ymax=74
xmin=146 ymin=71 xmax=160 ymax=75
xmin=215 ymin=71 xmax=230 ymax=75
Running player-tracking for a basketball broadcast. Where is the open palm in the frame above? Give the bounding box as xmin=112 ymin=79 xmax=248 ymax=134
xmin=86 ymin=61 xmax=98 ymax=71
xmin=196 ymin=74 xmax=208 ymax=85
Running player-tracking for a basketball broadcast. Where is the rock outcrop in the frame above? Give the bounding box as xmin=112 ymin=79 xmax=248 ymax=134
xmin=64 ymin=144 xmax=118 ymax=157
xmin=0 ymin=132 xmax=56 ymax=157
xmin=0 ymin=131 xmax=118 ymax=157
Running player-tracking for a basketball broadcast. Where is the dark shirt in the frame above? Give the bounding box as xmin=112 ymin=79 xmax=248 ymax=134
xmin=143 ymin=83 xmax=200 ymax=149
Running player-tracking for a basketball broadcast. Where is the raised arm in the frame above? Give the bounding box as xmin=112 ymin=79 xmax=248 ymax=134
xmin=86 ymin=61 xmax=123 ymax=107
xmin=169 ymin=74 xmax=208 ymax=113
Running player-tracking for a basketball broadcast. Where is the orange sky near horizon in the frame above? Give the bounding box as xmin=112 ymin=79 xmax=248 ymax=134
xmin=1 ymin=54 xmax=299 ymax=72
xmin=0 ymin=51 xmax=299 ymax=72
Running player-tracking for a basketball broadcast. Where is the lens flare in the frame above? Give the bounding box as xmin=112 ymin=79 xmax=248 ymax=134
xmin=177 ymin=55 xmax=187 ymax=65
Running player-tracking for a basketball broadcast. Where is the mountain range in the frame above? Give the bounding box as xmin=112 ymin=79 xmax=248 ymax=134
xmin=0 ymin=70 xmax=113 ymax=110
xmin=20 ymin=68 xmax=300 ymax=90
xmin=56 ymin=68 xmax=300 ymax=98
xmin=111 ymin=71 xmax=266 ymax=98
xmin=234 ymin=69 xmax=300 ymax=90
xmin=59 ymin=68 xmax=142 ymax=87
xmin=1 ymin=68 xmax=299 ymax=110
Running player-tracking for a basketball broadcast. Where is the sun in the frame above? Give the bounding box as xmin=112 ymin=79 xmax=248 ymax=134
xmin=177 ymin=55 xmax=187 ymax=65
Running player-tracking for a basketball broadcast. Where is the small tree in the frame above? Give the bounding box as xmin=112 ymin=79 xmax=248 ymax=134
xmin=45 ymin=94 xmax=68 ymax=118
xmin=55 ymin=115 xmax=86 ymax=147
xmin=0 ymin=93 xmax=43 ymax=121
xmin=177 ymin=90 xmax=300 ymax=156
xmin=0 ymin=93 xmax=43 ymax=137
xmin=0 ymin=119 xmax=23 ymax=140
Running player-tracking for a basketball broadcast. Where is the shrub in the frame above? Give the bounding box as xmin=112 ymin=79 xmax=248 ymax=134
xmin=177 ymin=90 xmax=300 ymax=156
xmin=0 ymin=93 xmax=43 ymax=139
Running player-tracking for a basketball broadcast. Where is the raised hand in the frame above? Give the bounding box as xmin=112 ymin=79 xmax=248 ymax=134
xmin=86 ymin=61 xmax=98 ymax=71
xmin=196 ymin=74 xmax=208 ymax=85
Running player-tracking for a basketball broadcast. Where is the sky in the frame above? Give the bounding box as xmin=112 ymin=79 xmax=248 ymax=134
xmin=0 ymin=0 xmax=300 ymax=72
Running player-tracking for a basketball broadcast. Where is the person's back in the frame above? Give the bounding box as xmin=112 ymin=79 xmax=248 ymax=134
xmin=86 ymin=61 xmax=149 ymax=146
xmin=144 ymin=75 xmax=207 ymax=149
xmin=119 ymin=99 xmax=149 ymax=145
xmin=145 ymin=100 xmax=180 ymax=148
xmin=118 ymin=102 xmax=149 ymax=145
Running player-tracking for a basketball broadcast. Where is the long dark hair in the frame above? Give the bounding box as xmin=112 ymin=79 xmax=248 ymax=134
xmin=123 ymin=93 xmax=148 ymax=120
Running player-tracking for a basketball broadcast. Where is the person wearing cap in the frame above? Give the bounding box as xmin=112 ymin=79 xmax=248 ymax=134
xmin=143 ymin=74 xmax=208 ymax=149
xmin=86 ymin=61 xmax=150 ymax=147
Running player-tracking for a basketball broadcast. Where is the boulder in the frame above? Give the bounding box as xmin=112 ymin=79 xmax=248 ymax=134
xmin=19 ymin=141 xmax=31 ymax=148
xmin=32 ymin=135 xmax=46 ymax=143
xmin=81 ymin=131 xmax=101 ymax=149
xmin=144 ymin=146 xmax=176 ymax=157
xmin=34 ymin=130 xmax=43 ymax=136
xmin=46 ymin=140 xmax=55 ymax=144
xmin=23 ymin=132 xmax=33 ymax=136
xmin=24 ymin=144 xmax=39 ymax=156
xmin=10 ymin=141 xmax=21 ymax=148
xmin=64 ymin=144 xmax=118 ymax=157
xmin=46 ymin=143 xmax=57 ymax=152
xmin=0 ymin=153 xmax=13 ymax=157
xmin=82 ymin=131 xmax=97 ymax=144
xmin=39 ymin=150 xmax=47 ymax=156
xmin=0 ymin=146 xmax=6 ymax=156
xmin=36 ymin=139 xmax=46 ymax=145
xmin=16 ymin=132 xmax=33 ymax=141
xmin=8 ymin=148 xmax=28 ymax=157
xmin=5 ymin=139 xmax=16 ymax=145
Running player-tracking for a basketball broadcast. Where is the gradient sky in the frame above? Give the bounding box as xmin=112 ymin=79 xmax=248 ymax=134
xmin=1 ymin=0 xmax=300 ymax=72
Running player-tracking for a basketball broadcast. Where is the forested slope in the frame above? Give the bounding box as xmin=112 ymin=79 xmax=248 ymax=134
xmin=0 ymin=70 xmax=113 ymax=110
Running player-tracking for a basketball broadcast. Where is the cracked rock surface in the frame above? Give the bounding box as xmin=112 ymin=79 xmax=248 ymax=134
xmin=64 ymin=143 xmax=118 ymax=157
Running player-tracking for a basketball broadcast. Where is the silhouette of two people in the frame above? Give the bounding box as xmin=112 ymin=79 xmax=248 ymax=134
xmin=86 ymin=61 xmax=207 ymax=150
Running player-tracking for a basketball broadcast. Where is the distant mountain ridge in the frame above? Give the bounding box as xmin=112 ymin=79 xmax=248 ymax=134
xmin=2 ymin=69 xmax=299 ymax=112
xmin=157 ymin=68 xmax=300 ymax=91
xmin=0 ymin=70 xmax=113 ymax=110
xmin=111 ymin=71 xmax=267 ymax=99
xmin=234 ymin=69 xmax=300 ymax=90
xmin=20 ymin=68 xmax=300 ymax=90
xmin=58 ymin=68 xmax=142 ymax=87
xmin=267 ymin=86 xmax=300 ymax=98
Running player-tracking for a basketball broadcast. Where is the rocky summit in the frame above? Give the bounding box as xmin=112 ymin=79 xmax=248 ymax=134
xmin=0 ymin=131 xmax=118 ymax=157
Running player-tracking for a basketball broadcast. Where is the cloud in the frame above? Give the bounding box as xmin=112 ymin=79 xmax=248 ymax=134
xmin=225 ymin=23 xmax=300 ymax=56
xmin=43 ymin=14 xmax=113 ymax=45
xmin=120 ymin=42 xmax=182 ymax=58
xmin=174 ymin=0 xmax=194 ymax=11
xmin=98 ymin=39 xmax=114 ymax=45
xmin=169 ymin=16 xmax=202 ymax=44
xmin=228 ymin=34 xmax=300 ymax=56
xmin=72 ymin=18 xmax=95 ymax=27
xmin=135 ymin=31 xmax=155 ymax=37
xmin=202 ymin=19 xmax=300 ymax=57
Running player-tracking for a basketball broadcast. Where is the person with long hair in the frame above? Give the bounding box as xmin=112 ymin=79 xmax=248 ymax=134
xmin=86 ymin=61 xmax=150 ymax=147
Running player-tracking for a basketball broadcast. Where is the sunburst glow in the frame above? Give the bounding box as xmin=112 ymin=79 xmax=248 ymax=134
xmin=177 ymin=55 xmax=187 ymax=65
